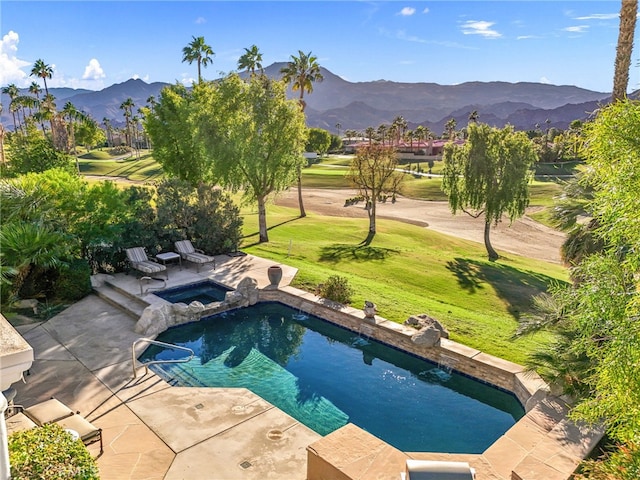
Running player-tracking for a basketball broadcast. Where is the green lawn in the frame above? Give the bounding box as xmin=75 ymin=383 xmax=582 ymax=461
xmin=241 ymin=205 xmax=567 ymax=365
xmin=78 ymin=152 xmax=165 ymax=182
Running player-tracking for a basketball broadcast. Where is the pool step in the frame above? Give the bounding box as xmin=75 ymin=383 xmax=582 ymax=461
xmin=93 ymin=281 xmax=149 ymax=320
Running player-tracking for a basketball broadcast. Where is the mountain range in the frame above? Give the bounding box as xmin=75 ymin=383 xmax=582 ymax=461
xmin=1 ymin=62 xmax=614 ymax=135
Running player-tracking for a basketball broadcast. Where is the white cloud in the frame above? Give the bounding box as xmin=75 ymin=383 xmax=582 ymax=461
xmin=517 ymin=35 xmax=537 ymax=40
xmin=574 ymin=13 xmax=618 ymax=21
xmin=461 ymin=20 xmax=502 ymax=38
xmin=195 ymin=16 xmax=206 ymax=24
xmin=422 ymin=7 xmax=429 ymax=14
xmin=399 ymin=7 xmax=416 ymax=16
xmin=564 ymin=25 xmax=589 ymax=33
xmin=82 ymin=58 xmax=105 ymax=80
xmin=539 ymin=76 xmax=551 ymax=84
xmin=0 ymin=30 xmax=30 ymax=86
xmin=131 ymin=73 xmax=150 ymax=82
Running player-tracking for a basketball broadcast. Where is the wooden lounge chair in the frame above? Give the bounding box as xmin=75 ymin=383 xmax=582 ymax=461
xmin=11 ymin=397 xmax=103 ymax=455
xmin=126 ymin=247 xmax=168 ymax=279
xmin=175 ymin=240 xmax=216 ymax=272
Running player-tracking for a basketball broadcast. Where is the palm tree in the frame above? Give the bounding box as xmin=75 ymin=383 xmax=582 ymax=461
xmin=612 ymin=0 xmax=638 ymax=101
xmin=444 ymin=118 xmax=457 ymax=140
xmin=62 ymin=101 xmax=87 ymax=170
xmin=0 ymin=222 xmax=68 ymax=300
xmin=28 ymin=81 xmax=41 ymax=99
xmin=38 ymin=93 xmax=57 ymax=138
xmin=280 ymin=50 xmax=324 ymax=112
xmin=392 ymin=116 xmax=407 ymax=146
xmin=365 ymin=126 xmax=375 ymax=146
xmin=30 ymin=59 xmax=53 ymax=96
xmin=103 ymin=118 xmax=113 ymax=147
xmin=377 ymin=124 xmax=388 ymax=146
xmin=280 ymin=50 xmax=324 ymax=218
xmin=237 ymin=44 xmax=264 ymax=77
xmin=120 ymin=98 xmax=135 ymax=147
xmin=335 ymin=123 xmax=342 ymax=138
xmin=468 ymin=110 xmax=479 ymax=123
xmin=2 ymin=84 xmax=20 ymax=132
xmin=182 ymin=36 xmax=214 ymax=83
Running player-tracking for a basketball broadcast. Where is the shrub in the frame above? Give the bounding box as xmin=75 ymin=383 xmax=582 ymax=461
xmin=52 ymin=259 xmax=92 ymax=302
xmin=317 ymin=275 xmax=354 ymax=305
xmin=574 ymin=442 xmax=640 ymax=480
xmin=9 ymin=423 xmax=100 ymax=479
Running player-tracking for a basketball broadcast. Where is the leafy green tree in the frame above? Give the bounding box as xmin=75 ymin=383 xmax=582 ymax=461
xmin=280 ymin=50 xmax=323 ymax=218
xmin=347 ymin=144 xmax=403 ymax=239
xmin=144 ymin=83 xmax=209 ymax=184
xmin=5 ymin=125 xmax=74 ymax=175
xmin=182 ymin=36 xmax=214 ymax=83
xmin=75 ymin=118 xmax=105 ymax=151
xmin=441 ymin=123 xmax=536 ymax=261
xmin=522 ymin=100 xmax=640 ymax=474
xmin=237 ymin=44 xmax=264 ymax=77
xmin=306 ymin=127 xmax=331 ymax=156
xmin=198 ymin=74 xmax=307 ymax=242
xmin=155 ymin=178 xmax=243 ymax=254
xmin=329 ymin=133 xmax=342 ymax=152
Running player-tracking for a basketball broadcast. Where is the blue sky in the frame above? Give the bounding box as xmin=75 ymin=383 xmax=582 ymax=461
xmin=1 ymin=1 xmax=636 ymax=93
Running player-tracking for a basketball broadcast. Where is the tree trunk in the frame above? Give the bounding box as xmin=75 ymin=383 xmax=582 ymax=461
xmin=368 ymin=198 xmax=377 ymax=234
xmin=258 ymin=195 xmax=269 ymax=243
xmin=612 ymin=0 xmax=638 ymax=101
xmin=484 ymin=219 xmax=499 ymax=261
xmin=297 ymin=166 xmax=306 ymax=217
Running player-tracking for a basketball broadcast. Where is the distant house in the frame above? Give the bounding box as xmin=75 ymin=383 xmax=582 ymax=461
xmin=343 ymin=138 xmax=465 ymax=157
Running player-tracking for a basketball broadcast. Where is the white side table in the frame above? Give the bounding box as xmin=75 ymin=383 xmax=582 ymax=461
xmin=156 ymin=252 xmax=182 ymax=270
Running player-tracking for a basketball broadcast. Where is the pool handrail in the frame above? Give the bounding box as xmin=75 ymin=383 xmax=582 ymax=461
xmin=132 ymin=338 xmax=194 ymax=378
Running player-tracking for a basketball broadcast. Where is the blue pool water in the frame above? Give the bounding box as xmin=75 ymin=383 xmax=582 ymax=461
xmin=139 ymin=302 xmax=524 ymax=452
xmin=155 ymin=280 xmax=233 ymax=304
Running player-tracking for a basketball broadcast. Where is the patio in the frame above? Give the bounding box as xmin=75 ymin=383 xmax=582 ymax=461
xmin=4 ymin=252 xmax=603 ymax=479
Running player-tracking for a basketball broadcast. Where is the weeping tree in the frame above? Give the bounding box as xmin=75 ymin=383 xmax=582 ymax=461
xmin=441 ymin=122 xmax=536 ymax=261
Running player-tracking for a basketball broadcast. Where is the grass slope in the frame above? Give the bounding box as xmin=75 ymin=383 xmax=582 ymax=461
xmin=241 ymin=204 xmax=567 ymax=364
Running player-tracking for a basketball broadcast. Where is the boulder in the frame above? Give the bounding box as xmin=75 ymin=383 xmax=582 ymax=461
xmin=135 ymin=303 xmax=172 ymax=336
xmin=404 ymin=314 xmax=449 ymax=338
xmin=411 ymin=326 xmax=443 ymax=347
xmin=237 ymin=277 xmax=259 ymax=305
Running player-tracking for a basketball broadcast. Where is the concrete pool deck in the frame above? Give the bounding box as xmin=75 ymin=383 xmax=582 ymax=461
xmin=6 ymin=253 xmax=603 ymax=479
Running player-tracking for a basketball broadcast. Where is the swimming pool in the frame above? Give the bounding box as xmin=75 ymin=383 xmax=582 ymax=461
xmin=154 ymin=280 xmax=233 ymax=304
xmin=139 ymin=302 xmax=524 ymax=453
